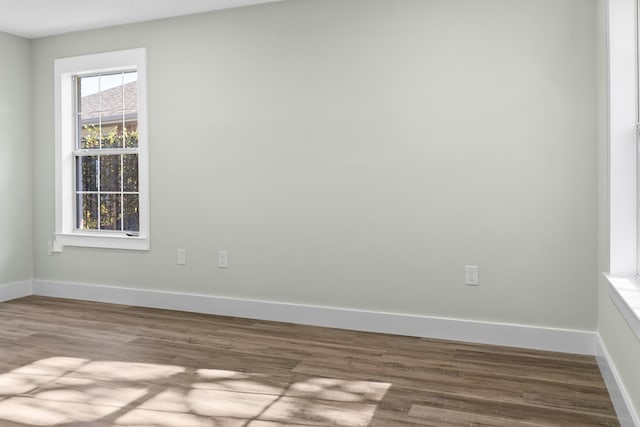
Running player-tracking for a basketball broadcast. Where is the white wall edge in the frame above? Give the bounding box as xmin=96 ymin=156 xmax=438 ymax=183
xmin=32 ymin=279 xmax=597 ymax=355
xmin=0 ymin=280 xmax=33 ymax=302
xmin=596 ymin=335 xmax=640 ymax=426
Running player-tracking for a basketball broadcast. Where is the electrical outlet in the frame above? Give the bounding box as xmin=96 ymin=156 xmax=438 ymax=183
xmin=465 ymin=265 xmax=479 ymax=286
xmin=218 ymin=251 xmax=228 ymax=268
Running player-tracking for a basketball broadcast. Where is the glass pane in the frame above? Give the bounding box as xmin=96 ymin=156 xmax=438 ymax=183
xmin=80 ymin=123 xmax=101 ymax=149
xmin=99 ymin=73 xmax=124 ymax=118
xmin=123 ymin=72 xmax=138 ymax=148
xmin=99 ymin=73 xmax=126 ymax=149
xmin=124 ymin=116 xmax=138 ymax=148
xmin=100 ymin=194 xmax=122 ymax=231
xmin=99 ymin=73 xmax=123 ymax=97
xmin=100 ymin=155 xmax=121 ymax=192
xmin=123 ymin=194 xmax=139 ymax=232
xmin=123 ymin=83 xmax=137 ymax=112
xmin=100 ymin=121 xmax=123 ymax=148
xmin=77 ymin=193 xmax=98 ymax=230
xmin=124 ymin=115 xmax=138 ymax=148
xmin=123 ymin=71 xmax=137 ymax=85
xmin=79 ymin=75 xmax=100 ymax=114
xmin=123 ymin=154 xmax=138 ymax=192
xmin=76 ymin=156 xmax=98 ymax=191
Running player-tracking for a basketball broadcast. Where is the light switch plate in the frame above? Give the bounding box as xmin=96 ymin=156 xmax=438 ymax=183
xmin=177 ymin=248 xmax=186 ymax=265
xmin=218 ymin=251 xmax=228 ymax=268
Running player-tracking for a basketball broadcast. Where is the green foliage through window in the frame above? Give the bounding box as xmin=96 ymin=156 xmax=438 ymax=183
xmin=76 ymin=125 xmax=139 ymax=232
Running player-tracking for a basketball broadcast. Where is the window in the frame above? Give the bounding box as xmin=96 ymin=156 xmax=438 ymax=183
xmin=606 ymin=0 xmax=640 ymax=340
xmin=637 ymin=0 xmax=640 ymax=277
xmin=75 ymin=71 xmax=140 ymax=233
xmin=54 ymin=48 xmax=149 ymax=250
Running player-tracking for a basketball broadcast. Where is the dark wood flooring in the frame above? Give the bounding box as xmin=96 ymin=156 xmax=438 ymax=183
xmin=0 ymin=296 xmax=619 ymax=426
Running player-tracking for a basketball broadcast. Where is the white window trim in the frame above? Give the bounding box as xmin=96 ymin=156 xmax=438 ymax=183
xmin=605 ymin=0 xmax=640 ymax=341
xmin=54 ymin=48 xmax=149 ymax=251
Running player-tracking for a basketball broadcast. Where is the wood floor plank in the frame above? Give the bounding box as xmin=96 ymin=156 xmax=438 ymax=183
xmin=213 ymin=327 xmax=387 ymax=361
xmin=420 ymin=337 xmax=598 ymax=364
xmin=0 ymin=296 xmax=620 ymax=426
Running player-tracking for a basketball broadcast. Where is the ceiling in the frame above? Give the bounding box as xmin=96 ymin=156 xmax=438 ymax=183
xmin=0 ymin=0 xmax=283 ymax=39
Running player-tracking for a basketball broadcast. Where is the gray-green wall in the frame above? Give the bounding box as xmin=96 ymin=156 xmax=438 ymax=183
xmin=7 ymin=0 xmax=637 ymax=419
xmin=30 ymin=0 xmax=598 ymax=330
xmin=0 ymin=32 xmax=31 ymax=285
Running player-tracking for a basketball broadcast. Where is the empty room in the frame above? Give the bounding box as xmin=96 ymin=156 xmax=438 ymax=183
xmin=0 ymin=0 xmax=639 ymax=425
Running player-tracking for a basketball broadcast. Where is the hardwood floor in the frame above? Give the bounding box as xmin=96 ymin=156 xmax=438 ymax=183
xmin=0 ymin=296 xmax=619 ymax=426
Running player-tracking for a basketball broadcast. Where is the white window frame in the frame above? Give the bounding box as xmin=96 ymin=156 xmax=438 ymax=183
xmin=637 ymin=0 xmax=640 ymax=277
xmin=54 ymin=48 xmax=149 ymax=251
xmin=605 ymin=0 xmax=640 ymax=340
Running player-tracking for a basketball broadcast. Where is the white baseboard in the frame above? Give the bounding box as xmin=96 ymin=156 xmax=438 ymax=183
xmin=0 ymin=280 xmax=32 ymax=302
xmin=31 ymin=279 xmax=596 ymax=355
xmin=596 ymin=336 xmax=640 ymax=427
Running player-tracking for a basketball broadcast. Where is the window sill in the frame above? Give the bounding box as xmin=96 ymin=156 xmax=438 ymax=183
xmin=604 ymin=273 xmax=640 ymax=341
xmin=54 ymin=232 xmax=150 ymax=252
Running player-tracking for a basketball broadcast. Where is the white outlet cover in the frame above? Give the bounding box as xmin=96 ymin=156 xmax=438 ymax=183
xmin=465 ymin=265 xmax=479 ymax=286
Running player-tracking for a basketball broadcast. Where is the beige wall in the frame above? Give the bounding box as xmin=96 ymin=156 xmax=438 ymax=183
xmin=31 ymin=0 xmax=598 ymax=330
xmin=0 ymin=31 xmax=32 ymax=285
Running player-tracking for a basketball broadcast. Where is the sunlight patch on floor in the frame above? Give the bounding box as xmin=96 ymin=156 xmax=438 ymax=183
xmin=0 ymin=395 xmax=125 ymax=425
xmin=0 ymin=358 xmax=391 ymax=426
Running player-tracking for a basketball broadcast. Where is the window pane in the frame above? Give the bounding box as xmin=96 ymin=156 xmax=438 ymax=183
xmin=100 ymin=155 xmax=122 ymax=192
xmin=100 ymin=121 xmax=123 ymax=149
xmin=78 ymin=75 xmax=99 ymax=114
xmin=123 ymin=154 xmax=138 ymax=192
xmin=76 ymin=156 xmax=98 ymax=192
xmin=99 ymin=73 xmax=126 ymax=149
xmin=99 ymin=73 xmax=123 ymax=96
xmin=80 ymin=124 xmax=101 ymax=149
xmin=77 ymin=194 xmax=98 ymax=230
xmin=124 ymin=84 xmax=137 ymax=112
xmin=123 ymin=71 xmax=137 ymax=84
xmin=124 ymin=117 xmax=138 ymax=148
xmin=78 ymin=75 xmax=101 ymax=149
xmin=123 ymin=194 xmax=139 ymax=232
xmin=100 ymin=194 xmax=121 ymax=230
xmin=123 ymin=72 xmax=138 ymax=148
xmin=76 ymin=72 xmax=138 ymax=150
